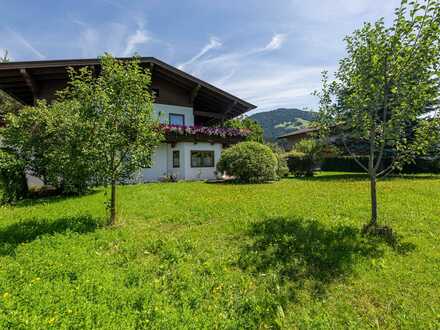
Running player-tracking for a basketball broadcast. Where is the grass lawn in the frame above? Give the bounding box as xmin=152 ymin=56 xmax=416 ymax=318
xmin=0 ymin=172 xmax=439 ymax=329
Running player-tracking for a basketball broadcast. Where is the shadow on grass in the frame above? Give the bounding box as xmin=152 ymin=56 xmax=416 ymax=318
xmin=13 ymin=189 xmax=102 ymax=208
xmin=238 ymin=217 xmax=414 ymax=297
xmin=0 ymin=215 xmax=102 ymax=256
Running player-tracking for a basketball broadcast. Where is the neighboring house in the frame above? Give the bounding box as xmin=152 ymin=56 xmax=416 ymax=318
xmin=277 ymin=127 xmax=320 ymax=151
xmin=0 ymin=57 xmax=256 ymax=182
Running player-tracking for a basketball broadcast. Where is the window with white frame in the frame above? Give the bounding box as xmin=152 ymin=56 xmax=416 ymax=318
xmin=191 ymin=151 xmax=214 ymax=168
xmin=173 ymin=150 xmax=180 ymax=168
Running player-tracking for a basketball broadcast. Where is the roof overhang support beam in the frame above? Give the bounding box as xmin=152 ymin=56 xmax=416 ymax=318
xmin=19 ymin=68 xmax=38 ymax=104
xmin=190 ymin=84 xmax=201 ymax=104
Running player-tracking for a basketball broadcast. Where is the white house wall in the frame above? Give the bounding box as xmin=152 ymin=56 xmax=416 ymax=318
xmin=182 ymin=142 xmax=222 ymax=181
xmin=140 ymin=143 xmax=168 ymax=182
xmin=139 ymin=141 xmax=223 ymax=182
xmin=167 ymin=143 xmax=185 ymax=180
xmin=139 ymin=104 xmax=222 ymax=182
xmin=153 ymin=104 xmax=194 ymax=126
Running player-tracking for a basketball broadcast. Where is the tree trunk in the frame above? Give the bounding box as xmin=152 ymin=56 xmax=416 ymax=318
xmin=368 ymin=125 xmax=378 ymax=228
xmin=109 ymin=179 xmax=117 ymax=226
xmin=369 ymin=172 xmax=378 ymax=226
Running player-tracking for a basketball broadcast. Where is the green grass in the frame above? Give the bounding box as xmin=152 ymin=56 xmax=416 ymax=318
xmin=0 ymin=172 xmax=439 ymax=329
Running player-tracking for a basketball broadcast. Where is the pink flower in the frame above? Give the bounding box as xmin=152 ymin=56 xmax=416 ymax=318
xmin=160 ymin=124 xmax=250 ymax=138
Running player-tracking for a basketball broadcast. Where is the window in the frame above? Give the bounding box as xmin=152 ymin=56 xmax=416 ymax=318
xmin=191 ymin=151 xmax=214 ymax=168
xmin=173 ymin=150 xmax=180 ymax=168
xmin=169 ymin=113 xmax=185 ymax=126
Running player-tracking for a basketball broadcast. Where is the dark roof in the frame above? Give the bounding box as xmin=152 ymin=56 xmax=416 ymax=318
xmin=277 ymin=126 xmax=319 ymax=139
xmin=0 ymin=57 xmax=256 ymax=118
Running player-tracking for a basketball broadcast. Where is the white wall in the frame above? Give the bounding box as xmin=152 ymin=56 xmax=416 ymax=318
xmin=166 ymin=143 xmax=185 ymax=180
xmin=153 ymin=104 xmax=194 ymax=126
xmin=140 ymin=143 xmax=168 ymax=182
xmin=139 ymin=142 xmax=223 ymax=182
xmin=137 ymin=104 xmax=222 ymax=182
xmin=182 ymin=142 xmax=222 ymax=181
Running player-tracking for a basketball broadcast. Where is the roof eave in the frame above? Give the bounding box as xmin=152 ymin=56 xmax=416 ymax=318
xmin=0 ymin=57 xmax=257 ymax=112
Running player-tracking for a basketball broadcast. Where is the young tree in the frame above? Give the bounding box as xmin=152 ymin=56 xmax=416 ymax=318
xmin=315 ymin=0 xmax=440 ymax=233
xmin=1 ymin=50 xmax=21 ymax=123
xmin=59 ymin=55 xmax=163 ymax=225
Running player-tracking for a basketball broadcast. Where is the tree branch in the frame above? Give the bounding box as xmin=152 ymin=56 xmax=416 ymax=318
xmin=342 ymin=134 xmax=369 ymax=172
xmin=377 ymin=159 xmax=397 ymax=177
xmin=375 ymin=57 xmax=390 ymax=171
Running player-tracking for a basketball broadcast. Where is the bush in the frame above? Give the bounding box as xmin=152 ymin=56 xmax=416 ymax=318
xmin=0 ymin=149 xmax=28 ymax=203
xmin=266 ymin=143 xmax=289 ymax=179
xmin=217 ymin=142 xmax=278 ymax=183
xmin=286 ymin=140 xmax=323 ymax=177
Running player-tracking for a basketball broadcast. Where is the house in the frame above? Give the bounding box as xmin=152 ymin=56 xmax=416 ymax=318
xmin=277 ymin=127 xmax=320 ymax=151
xmin=0 ymin=57 xmax=256 ymax=182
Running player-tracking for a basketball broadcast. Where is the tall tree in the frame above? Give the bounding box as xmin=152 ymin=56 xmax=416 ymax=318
xmin=316 ymin=0 xmax=440 ymax=233
xmin=224 ymin=117 xmax=264 ymax=143
xmin=59 ymin=55 xmax=163 ymax=225
xmin=0 ymin=49 xmax=21 ymax=123
xmin=2 ymin=100 xmax=99 ymax=195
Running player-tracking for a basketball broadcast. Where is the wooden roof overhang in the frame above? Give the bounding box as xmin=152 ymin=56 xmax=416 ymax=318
xmin=0 ymin=57 xmax=256 ymax=121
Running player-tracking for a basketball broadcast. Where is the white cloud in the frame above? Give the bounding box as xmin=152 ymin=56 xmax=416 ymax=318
xmin=262 ymin=33 xmax=288 ymax=51
xmin=5 ymin=28 xmax=46 ymax=59
xmin=123 ymin=29 xmax=151 ymax=56
xmin=174 ymin=33 xmax=320 ymax=112
xmin=73 ymin=20 xmax=155 ymax=58
xmin=180 ymin=34 xmax=288 ymax=77
xmin=293 ymin=0 xmax=400 ymax=22
xmin=177 ymin=36 xmax=222 ymax=70
xmin=220 ymin=64 xmax=333 ymax=112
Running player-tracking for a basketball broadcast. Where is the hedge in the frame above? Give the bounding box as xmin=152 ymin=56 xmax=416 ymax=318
xmin=286 ymin=152 xmax=318 ymax=177
xmin=321 ymin=156 xmax=440 ymax=174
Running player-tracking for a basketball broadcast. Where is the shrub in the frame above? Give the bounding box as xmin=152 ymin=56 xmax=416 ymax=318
xmin=216 ymin=142 xmax=278 ymax=183
xmin=266 ymin=143 xmax=289 ymax=179
xmin=286 ymin=139 xmax=323 ymax=177
xmin=0 ymin=149 xmax=28 ymax=203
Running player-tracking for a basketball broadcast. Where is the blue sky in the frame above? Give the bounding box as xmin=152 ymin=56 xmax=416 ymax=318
xmin=0 ymin=0 xmax=401 ymax=113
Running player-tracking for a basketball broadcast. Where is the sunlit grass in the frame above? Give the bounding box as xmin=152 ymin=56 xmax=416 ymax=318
xmin=0 ymin=172 xmax=439 ymax=328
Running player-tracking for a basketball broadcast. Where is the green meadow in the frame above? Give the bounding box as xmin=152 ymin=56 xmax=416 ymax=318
xmin=0 ymin=173 xmax=439 ymax=329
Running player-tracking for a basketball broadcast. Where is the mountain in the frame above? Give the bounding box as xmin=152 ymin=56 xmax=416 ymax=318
xmin=249 ymin=108 xmax=317 ymax=141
